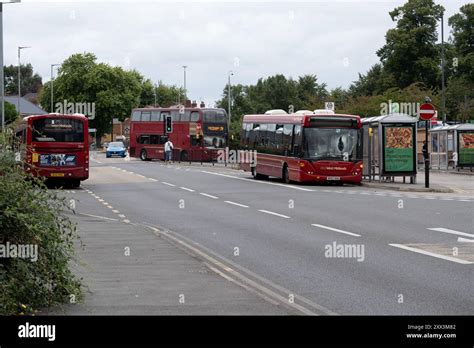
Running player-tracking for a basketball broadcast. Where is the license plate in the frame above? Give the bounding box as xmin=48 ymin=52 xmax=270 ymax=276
xmin=327 ymin=176 xmax=340 ymax=181
xmin=50 ymin=173 xmax=65 ymax=177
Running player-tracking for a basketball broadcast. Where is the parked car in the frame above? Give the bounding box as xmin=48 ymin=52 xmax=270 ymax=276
xmin=106 ymin=142 xmax=127 ymax=158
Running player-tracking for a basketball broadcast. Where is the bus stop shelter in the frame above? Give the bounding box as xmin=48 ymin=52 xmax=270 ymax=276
xmin=430 ymin=123 xmax=474 ymax=170
xmin=362 ymin=113 xmax=418 ymax=183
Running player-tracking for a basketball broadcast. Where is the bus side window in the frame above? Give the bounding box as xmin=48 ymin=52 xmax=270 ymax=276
xmin=282 ymin=124 xmax=293 ymax=155
xmin=293 ymin=125 xmax=302 ymax=156
xmin=150 ymin=135 xmax=159 ymax=144
xmin=267 ymin=124 xmax=276 ymax=151
xmin=171 ymin=110 xmax=180 ymax=121
xmin=190 ymin=111 xmax=200 ymax=122
xmin=180 ymin=111 xmax=191 ymax=122
xmin=151 ymin=111 xmax=160 ymax=122
xmin=132 ymin=111 xmax=141 ymax=121
xmin=159 ymin=136 xmax=168 ymax=144
xmin=275 ymin=124 xmax=284 ymax=154
xmin=141 ymin=112 xmax=151 ymax=122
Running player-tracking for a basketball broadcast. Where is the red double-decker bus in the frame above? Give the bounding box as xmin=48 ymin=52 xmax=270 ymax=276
xmin=14 ymin=113 xmax=89 ymax=188
xmin=129 ymin=106 xmax=228 ymax=162
xmin=240 ymin=110 xmax=363 ymax=185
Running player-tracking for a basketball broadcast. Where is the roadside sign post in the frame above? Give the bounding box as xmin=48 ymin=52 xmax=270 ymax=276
xmin=418 ymin=103 xmax=437 ymax=188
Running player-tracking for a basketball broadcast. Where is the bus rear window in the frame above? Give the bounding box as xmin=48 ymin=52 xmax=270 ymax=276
xmin=204 ymin=110 xmax=226 ymax=123
xmin=32 ymin=118 xmax=84 ymax=142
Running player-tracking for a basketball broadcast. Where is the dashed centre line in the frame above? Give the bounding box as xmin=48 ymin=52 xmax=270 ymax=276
xmin=258 ymin=210 xmax=291 ymax=219
xmin=311 ymin=223 xmax=361 ymax=237
xmin=224 ymin=201 xmax=249 ymax=208
xmin=180 ymin=187 xmax=195 ymax=192
xmin=162 ymin=182 xmax=176 ymax=187
xmin=200 ymin=193 xmax=219 ymax=199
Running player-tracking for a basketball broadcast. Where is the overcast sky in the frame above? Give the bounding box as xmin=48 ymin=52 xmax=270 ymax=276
xmin=4 ymin=0 xmax=470 ymax=107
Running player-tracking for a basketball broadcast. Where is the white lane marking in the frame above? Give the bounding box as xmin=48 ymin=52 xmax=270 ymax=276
xmin=107 ymin=205 xmax=113 ymax=209
xmin=112 ymin=210 xmax=119 ymax=213
xmin=79 ymin=213 xmax=117 ymax=221
xmin=200 ymin=193 xmax=219 ymax=199
xmin=180 ymin=186 xmax=195 ymax=192
xmin=428 ymin=227 xmax=474 ymax=238
xmin=224 ymin=201 xmax=249 ymax=208
xmin=118 ymin=214 xmax=126 ymax=218
xmin=441 ymin=198 xmax=454 ymax=201
xmin=148 ymin=178 xmax=158 ymax=182
xmin=162 ymin=182 xmax=176 ymax=187
xmin=102 ymin=202 xmax=108 ymax=205
xmin=458 ymin=199 xmax=472 ymax=202
xmin=458 ymin=237 xmax=474 ymax=243
xmin=258 ymin=210 xmax=291 ymax=219
xmin=200 ymin=170 xmax=314 ymax=192
xmin=311 ymin=223 xmax=361 ymax=237
xmin=389 ymin=244 xmax=473 ymax=265
xmin=136 ymin=174 xmax=146 ymax=178
xmin=123 ymin=219 xmax=131 ymax=224
xmin=98 ymin=199 xmax=104 ymax=202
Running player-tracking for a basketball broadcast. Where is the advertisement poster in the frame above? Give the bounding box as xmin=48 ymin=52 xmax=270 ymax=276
xmin=39 ymin=154 xmax=76 ymax=167
xmin=383 ymin=126 xmax=414 ymax=172
xmin=458 ymin=132 xmax=474 ymax=166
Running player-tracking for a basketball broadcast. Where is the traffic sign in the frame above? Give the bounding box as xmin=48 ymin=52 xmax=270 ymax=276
xmin=418 ymin=103 xmax=436 ymax=120
xmin=325 ymin=102 xmax=335 ymax=111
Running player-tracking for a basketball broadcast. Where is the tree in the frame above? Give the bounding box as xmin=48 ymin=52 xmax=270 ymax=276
xmin=376 ymin=0 xmax=444 ymax=89
xmin=38 ymin=53 xmax=142 ymax=143
xmin=4 ymin=63 xmax=42 ymax=96
xmin=5 ymin=101 xmax=18 ymax=125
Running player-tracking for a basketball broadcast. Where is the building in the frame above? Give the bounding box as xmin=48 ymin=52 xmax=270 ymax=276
xmin=5 ymin=95 xmax=46 ymax=117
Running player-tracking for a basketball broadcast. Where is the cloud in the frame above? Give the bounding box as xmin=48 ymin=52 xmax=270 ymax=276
xmin=4 ymin=0 xmax=470 ymax=107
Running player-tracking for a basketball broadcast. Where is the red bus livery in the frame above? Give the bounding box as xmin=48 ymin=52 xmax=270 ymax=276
xmin=15 ymin=113 xmax=89 ymax=188
xmin=240 ymin=110 xmax=363 ymax=185
xmin=129 ymin=107 xmax=228 ymax=162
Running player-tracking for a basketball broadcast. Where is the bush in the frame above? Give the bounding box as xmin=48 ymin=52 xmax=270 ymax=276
xmin=0 ymin=131 xmax=82 ymax=315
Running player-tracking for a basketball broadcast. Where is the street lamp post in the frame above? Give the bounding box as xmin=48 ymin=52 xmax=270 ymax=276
xmin=153 ymin=83 xmax=157 ymax=107
xmin=0 ymin=0 xmax=21 ymax=132
xmin=440 ymin=11 xmax=446 ymax=124
xmin=17 ymin=45 xmax=31 ymax=116
xmin=50 ymin=63 xmax=60 ymax=113
xmin=227 ymin=71 xmax=233 ymax=145
xmin=182 ymin=65 xmax=187 ymax=103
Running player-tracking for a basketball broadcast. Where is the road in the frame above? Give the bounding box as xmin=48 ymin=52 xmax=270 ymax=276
xmin=72 ymin=152 xmax=473 ymax=315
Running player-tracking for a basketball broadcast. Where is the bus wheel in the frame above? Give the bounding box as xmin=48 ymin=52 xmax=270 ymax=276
xmin=71 ymin=179 xmax=81 ymax=189
xmin=180 ymin=151 xmax=188 ymax=162
xmin=252 ymin=167 xmax=267 ymax=180
xmin=140 ymin=149 xmax=148 ymax=161
xmin=282 ymin=165 xmax=290 ymax=184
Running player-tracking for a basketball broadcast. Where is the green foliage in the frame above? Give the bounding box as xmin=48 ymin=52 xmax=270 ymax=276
xmin=377 ymin=0 xmax=444 ymax=89
xmin=38 ymin=53 xmax=186 ymax=140
xmin=4 ymin=63 xmax=43 ymax=96
xmin=0 ymin=133 xmax=82 ymax=315
xmin=5 ymin=101 xmax=19 ymax=125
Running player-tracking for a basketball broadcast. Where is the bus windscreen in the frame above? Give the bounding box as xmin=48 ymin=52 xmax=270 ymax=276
xmin=32 ymin=118 xmax=85 ymax=143
xmin=303 ymin=128 xmax=361 ymax=161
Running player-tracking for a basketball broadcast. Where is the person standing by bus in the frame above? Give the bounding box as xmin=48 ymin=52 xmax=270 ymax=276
xmin=164 ymin=139 xmax=174 ymax=163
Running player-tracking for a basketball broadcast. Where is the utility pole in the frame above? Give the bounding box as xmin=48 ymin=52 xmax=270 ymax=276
xmin=50 ymin=63 xmax=60 ymax=113
xmin=17 ymin=46 xmax=31 ymax=116
xmin=183 ymin=65 xmax=187 ymax=103
xmin=440 ymin=11 xmax=446 ymax=124
xmin=227 ymin=71 xmax=233 ymax=146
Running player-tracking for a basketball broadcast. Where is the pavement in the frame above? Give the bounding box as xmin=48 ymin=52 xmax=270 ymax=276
xmin=46 ymin=152 xmax=473 ymax=315
xmin=43 ymin=194 xmax=289 ymax=315
xmin=362 ymin=170 xmax=474 ymax=194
